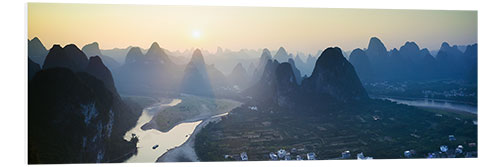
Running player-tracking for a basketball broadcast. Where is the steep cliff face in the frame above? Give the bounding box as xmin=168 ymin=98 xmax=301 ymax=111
xmin=287 ymin=58 xmax=303 ymax=84
xmin=29 ymin=45 xmax=140 ymax=164
xmin=28 ymin=68 xmax=114 ymax=163
xmin=245 ymin=47 xmax=369 ymax=108
xmin=301 ymin=47 xmax=368 ymax=101
xmin=86 ymin=56 xmax=117 ymax=94
xmin=274 ymin=63 xmax=299 ymax=107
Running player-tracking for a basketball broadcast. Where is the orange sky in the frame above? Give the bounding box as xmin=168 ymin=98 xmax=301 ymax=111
xmin=28 ymin=3 xmax=477 ymax=54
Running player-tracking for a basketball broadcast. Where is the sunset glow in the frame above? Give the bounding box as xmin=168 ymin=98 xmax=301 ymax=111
xmin=28 ymin=3 xmax=477 ymax=54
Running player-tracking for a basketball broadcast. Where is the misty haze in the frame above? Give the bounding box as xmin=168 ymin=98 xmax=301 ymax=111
xmin=27 ymin=3 xmax=477 ymax=164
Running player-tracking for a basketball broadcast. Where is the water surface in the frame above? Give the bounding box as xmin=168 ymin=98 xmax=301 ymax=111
xmin=379 ymin=97 xmax=477 ymax=114
xmin=123 ymin=99 xmax=202 ymax=163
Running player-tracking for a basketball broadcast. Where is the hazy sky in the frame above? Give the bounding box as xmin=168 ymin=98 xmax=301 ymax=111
xmin=28 ymin=3 xmax=477 ymax=54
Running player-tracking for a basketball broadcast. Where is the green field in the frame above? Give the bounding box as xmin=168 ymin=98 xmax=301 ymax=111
xmin=195 ymin=99 xmax=477 ymax=161
xmin=151 ymin=94 xmax=242 ymax=132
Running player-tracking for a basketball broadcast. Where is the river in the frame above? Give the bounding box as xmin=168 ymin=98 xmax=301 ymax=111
xmin=123 ymin=99 xmax=202 ymax=163
xmin=377 ymin=96 xmax=477 ymax=114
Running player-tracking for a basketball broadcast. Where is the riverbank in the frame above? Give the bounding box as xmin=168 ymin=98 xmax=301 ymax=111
xmin=143 ymin=94 xmax=242 ymax=132
xmin=373 ymin=95 xmax=477 ymax=114
xmin=156 ymin=112 xmax=227 ymax=162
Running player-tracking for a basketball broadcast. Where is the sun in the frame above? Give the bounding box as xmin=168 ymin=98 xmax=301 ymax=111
xmin=192 ymin=30 xmax=201 ymax=39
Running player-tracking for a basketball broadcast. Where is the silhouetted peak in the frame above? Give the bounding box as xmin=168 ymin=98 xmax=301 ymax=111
xmin=420 ymin=48 xmax=432 ymax=56
xmin=30 ymin=37 xmax=42 ymax=44
xmin=63 ymin=44 xmax=80 ymax=51
xmin=49 ymin=44 xmax=63 ymax=52
xmin=369 ymin=37 xmax=384 ymax=47
xmin=145 ymin=42 xmax=165 ymax=56
xmin=82 ymin=42 xmax=102 ymax=57
xmin=28 ymin=36 xmax=49 ymax=64
xmin=388 ymin=48 xmax=400 ymax=57
xmin=441 ymin=42 xmax=451 ymax=49
xmin=150 ymin=42 xmax=160 ymax=50
xmin=303 ymin=47 xmax=368 ymax=101
xmin=350 ymin=48 xmax=365 ymax=56
xmin=464 ymin=44 xmax=478 ymax=58
xmin=124 ymin=47 xmax=144 ymax=64
xmin=274 ymin=47 xmax=291 ymax=62
xmin=401 ymin=41 xmax=420 ymax=51
xmin=315 ymin=47 xmax=345 ymax=67
xmin=366 ymin=37 xmax=388 ymax=59
xmin=127 ymin=47 xmax=143 ymax=56
xmin=193 ymin=48 xmax=203 ymax=57
xmin=43 ymin=44 xmax=88 ymax=72
xmin=261 ymin=48 xmax=272 ymax=57
xmin=259 ymin=49 xmax=272 ymax=65
xmin=84 ymin=42 xmax=100 ymax=49
xmin=85 ymin=42 xmax=99 ymax=48
xmin=190 ymin=48 xmax=206 ymax=65
xmin=278 ymin=47 xmax=286 ymax=52
xmin=276 ymin=47 xmax=287 ymax=55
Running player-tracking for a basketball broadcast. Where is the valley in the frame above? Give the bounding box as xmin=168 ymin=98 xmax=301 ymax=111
xmin=122 ymin=95 xmax=242 ymax=163
xmin=195 ymin=100 xmax=477 ymax=161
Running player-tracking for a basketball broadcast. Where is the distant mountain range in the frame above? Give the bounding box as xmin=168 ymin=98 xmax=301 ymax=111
xmin=28 ymin=36 xmax=476 ymax=97
xmin=115 ymin=42 xmax=183 ymax=94
xmin=348 ymin=37 xmax=477 ymax=83
xmin=27 ymin=36 xmax=477 ymax=163
xmin=245 ymin=47 xmax=367 ymax=107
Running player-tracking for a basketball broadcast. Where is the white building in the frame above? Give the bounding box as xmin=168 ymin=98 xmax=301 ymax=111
xmin=284 ymin=153 xmax=292 ymax=161
xmin=456 ymin=145 xmax=464 ymax=154
xmin=269 ymin=152 xmax=278 ymax=160
xmin=449 ymin=135 xmax=456 ymax=141
xmin=248 ymin=106 xmax=258 ymax=111
xmin=342 ymin=151 xmax=351 ymax=159
xmin=357 ymin=152 xmax=373 ymax=160
xmin=307 ymin=152 xmax=316 ymax=160
xmin=440 ymin=145 xmax=449 ymax=152
xmin=277 ymin=149 xmax=286 ymax=159
xmin=404 ymin=150 xmax=411 ymax=158
xmin=240 ymin=152 xmax=248 ymax=161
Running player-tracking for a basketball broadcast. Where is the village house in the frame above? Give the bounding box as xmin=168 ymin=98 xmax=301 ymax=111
xmin=307 ymin=152 xmax=316 ymax=160
xmin=269 ymin=152 xmax=278 ymax=160
xmin=341 ymin=151 xmax=351 ymax=159
xmin=240 ymin=152 xmax=248 ymax=161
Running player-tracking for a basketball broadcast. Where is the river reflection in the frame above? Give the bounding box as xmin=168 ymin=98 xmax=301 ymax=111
xmin=123 ymin=99 xmax=202 ymax=163
xmin=379 ymin=97 xmax=477 ymax=114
